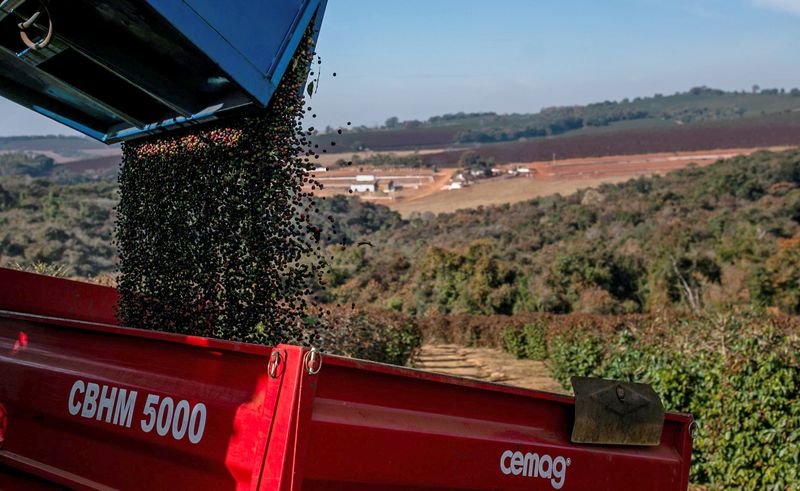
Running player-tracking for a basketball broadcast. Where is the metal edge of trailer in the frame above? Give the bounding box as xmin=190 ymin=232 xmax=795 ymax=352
xmin=0 ymin=267 xmax=268 ymax=355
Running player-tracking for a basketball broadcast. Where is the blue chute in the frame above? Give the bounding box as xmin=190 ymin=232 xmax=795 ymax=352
xmin=0 ymin=0 xmax=328 ymax=142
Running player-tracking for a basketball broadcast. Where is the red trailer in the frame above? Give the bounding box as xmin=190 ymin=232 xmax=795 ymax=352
xmin=0 ymin=268 xmax=693 ymax=490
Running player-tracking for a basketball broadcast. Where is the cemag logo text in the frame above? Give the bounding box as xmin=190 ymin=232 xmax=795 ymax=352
xmin=500 ymin=449 xmax=571 ymax=489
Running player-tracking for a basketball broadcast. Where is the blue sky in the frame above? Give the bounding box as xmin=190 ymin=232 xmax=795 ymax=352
xmin=1 ymin=0 xmax=799 ymax=136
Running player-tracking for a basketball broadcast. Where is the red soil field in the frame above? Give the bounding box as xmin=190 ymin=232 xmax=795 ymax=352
xmin=418 ymin=120 xmax=800 ymax=166
xmin=53 ymin=155 xmax=120 ymax=173
xmin=322 ymin=113 xmax=800 ymax=164
xmin=315 ymin=127 xmax=461 ymax=151
xmin=520 ymin=148 xmax=783 ymax=180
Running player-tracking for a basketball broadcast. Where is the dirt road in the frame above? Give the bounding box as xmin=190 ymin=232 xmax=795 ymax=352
xmin=315 ymin=146 xmax=791 ymax=217
xmin=411 ymin=344 xmax=566 ymax=394
xmin=388 ymin=176 xmax=631 ymax=217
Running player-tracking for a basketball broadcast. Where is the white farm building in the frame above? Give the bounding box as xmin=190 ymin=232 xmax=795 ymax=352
xmin=350 ymin=183 xmax=376 ymax=193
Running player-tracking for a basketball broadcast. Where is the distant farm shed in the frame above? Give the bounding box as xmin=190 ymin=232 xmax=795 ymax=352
xmin=350 ymin=184 xmax=376 ymax=193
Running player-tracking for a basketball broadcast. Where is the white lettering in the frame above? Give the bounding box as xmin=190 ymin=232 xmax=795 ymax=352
xmin=141 ymin=394 xmax=159 ymax=433
xmin=188 ymin=403 xmax=206 ymax=444
xmin=66 ymin=379 xmax=206 ymax=444
xmin=172 ymin=400 xmax=190 ymax=440
xmin=500 ymin=450 xmax=513 ymax=475
xmin=156 ymin=397 xmax=174 ymax=436
xmin=523 ymin=452 xmax=540 ymax=477
xmin=68 ymin=380 xmax=84 ymax=416
xmin=539 ymin=454 xmax=553 ymax=478
xmin=500 ymin=449 xmax=571 ymax=489
xmin=552 ymin=456 xmax=567 ymax=490
xmin=114 ymin=389 xmax=137 ymax=428
xmin=96 ymin=385 xmax=118 ymax=423
xmin=81 ymin=382 xmax=99 ymax=419
xmin=511 ymin=451 xmax=524 ymax=475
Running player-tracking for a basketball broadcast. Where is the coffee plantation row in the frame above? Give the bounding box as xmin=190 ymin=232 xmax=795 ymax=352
xmin=499 ymin=311 xmax=799 ymax=489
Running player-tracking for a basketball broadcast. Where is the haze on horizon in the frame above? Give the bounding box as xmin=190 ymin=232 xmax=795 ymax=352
xmin=1 ymin=0 xmax=799 ymax=137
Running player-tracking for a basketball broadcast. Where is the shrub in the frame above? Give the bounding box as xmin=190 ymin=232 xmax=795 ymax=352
xmin=9 ymin=260 xmax=70 ymax=277
xmin=547 ymin=325 xmax=605 ymax=387
xmin=311 ymin=307 xmax=421 ymax=366
xmin=502 ymin=324 xmax=526 ymax=358
xmin=502 ymin=321 xmax=548 ymax=360
xmin=521 ymin=321 xmax=548 ymax=360
xmin=538 ymin=312 xmax=800 ymax=489
xmin=696 ymin=331 xmax=799 ymax=488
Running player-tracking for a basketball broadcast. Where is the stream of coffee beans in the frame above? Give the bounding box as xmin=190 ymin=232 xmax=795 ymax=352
xmin=116 ymin=32 xmax=325 ymax=345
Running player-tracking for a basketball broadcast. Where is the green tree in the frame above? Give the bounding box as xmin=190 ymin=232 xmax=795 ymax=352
xmin=458 ymin=151 xmax=495 ymax=177
xmin=384 ymin=116 xmax=400 ymax=129
xmin=751 ymin=237 xmax=800 ymax=313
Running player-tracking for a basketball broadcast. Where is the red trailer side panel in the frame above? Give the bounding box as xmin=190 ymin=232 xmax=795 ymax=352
xmin=0 ymin=268 xmax=118 ymax=325
xmin=0 ymin=270 xmax=280 ymax=490
xmin=296 ymin=357 xmax=693 ymax=491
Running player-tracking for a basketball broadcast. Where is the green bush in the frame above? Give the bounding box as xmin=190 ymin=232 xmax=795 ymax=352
xmin=697 ymin=333 xmax=799 ymax=488
xmin=313 ymin=307 xmax=422 ymax=366
xmin=503 ymin=321 xmax=549 ymax=360
xmin=522 ymin=321 xmax=548 ymax=360
xmin=502 ymin=324 xmax=526 ymax=358
xmin=382 ymin=320 xmax=422 ymax=366
xmin=541 ymin=313 xmax=800 ymax=489
xmin=547 ymin=326 xmax=605 ymax=387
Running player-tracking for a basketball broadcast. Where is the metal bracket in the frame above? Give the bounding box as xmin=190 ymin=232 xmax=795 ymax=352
xmin=303 ymin=348 xmax=322 ymax=376
xmin=268 ymin=349 xmax=287 ymax=379
xmin=689 ymin=420 xmax=699 ymax=439
xmin=571 ymin=376 xmax=665 ymax=446
xmin=18 ymin=4 xmax=53 ymax=51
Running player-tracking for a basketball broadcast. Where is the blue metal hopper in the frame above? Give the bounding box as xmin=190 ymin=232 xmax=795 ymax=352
xmin=0 ymin=0 xmax=328 ymax=143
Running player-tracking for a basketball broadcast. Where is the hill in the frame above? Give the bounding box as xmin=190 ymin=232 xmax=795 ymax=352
xmin=315 ymin=87 xmax=800 ymax=153
xmin=415 ymin=111 xmax=800 ymax=166
xmin=0 ymin=154 xmax=397 ymax=276
xmin=0 ymin=135 xmax=119 ymax=162
xmin=321 ymin=147 xmax=800 ymax=317
xmin=6 ymin=147 xmax=800 ymax=316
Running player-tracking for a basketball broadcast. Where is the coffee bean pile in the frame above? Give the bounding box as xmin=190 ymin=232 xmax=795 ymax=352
xmin=116 ymin=32 xmax=326 ymax=345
